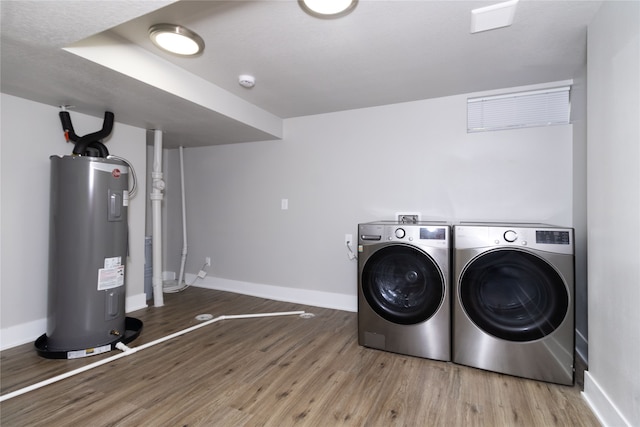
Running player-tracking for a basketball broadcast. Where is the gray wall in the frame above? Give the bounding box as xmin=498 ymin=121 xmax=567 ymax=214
xmin=163 ymin=83 xmax=579 ymax=310
xmin=583 ymin=1 xmax=640 ymax=425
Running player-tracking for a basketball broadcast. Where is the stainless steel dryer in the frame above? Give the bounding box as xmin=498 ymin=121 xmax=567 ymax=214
xmin=358 ymin=221 xmax=451 ymax=361
xmin=453 ymin=224 xmax=575 ymax=385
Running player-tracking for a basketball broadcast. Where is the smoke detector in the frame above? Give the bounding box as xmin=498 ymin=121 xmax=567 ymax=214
xmin=239 ymin=75 xmax=255 ymax=88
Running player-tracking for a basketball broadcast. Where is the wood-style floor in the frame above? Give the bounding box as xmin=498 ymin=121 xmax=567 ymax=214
xmin=1 ymin=288 xmax=599 ymax=426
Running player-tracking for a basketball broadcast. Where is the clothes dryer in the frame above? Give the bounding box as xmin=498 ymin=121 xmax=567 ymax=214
xmin=453 ymin=224 xmax=574 ymax=384
xmin=358 ymin=221 xmax=451 ymax=361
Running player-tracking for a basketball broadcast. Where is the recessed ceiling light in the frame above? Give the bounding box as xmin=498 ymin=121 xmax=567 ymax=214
xmin=471 ymin=0 xmax=519 ymax=34
xmin=299 ymin=0 xmax=357 ymax=18
xmin=149 ymin=24 xmax=204 ymax=56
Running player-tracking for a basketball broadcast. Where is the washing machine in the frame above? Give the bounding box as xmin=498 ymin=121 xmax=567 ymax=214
xmin=358 ymin=221 xmax=451 ymax=361
xmin=453 ymin=223 xmax=575 ymax=385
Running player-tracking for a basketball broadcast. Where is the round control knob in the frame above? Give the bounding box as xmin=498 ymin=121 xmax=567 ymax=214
xmin=504 ymin=230 xmax=518 ymax=242
xmin=395 ymin=228 xmax=406 ymax=239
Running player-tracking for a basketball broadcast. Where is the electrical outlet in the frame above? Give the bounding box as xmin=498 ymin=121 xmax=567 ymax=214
xmin=396 ymin=212 xmax=421 ymax=223
xmin=205 ymin=257 xmax=211 ymax=267
xmin=345 ymin=234 xmax=353 ymax=245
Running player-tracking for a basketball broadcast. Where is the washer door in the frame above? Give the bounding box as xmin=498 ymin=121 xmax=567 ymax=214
xmin=361 ymin=245 xmax=444 ymax=325
xmin=459 ymin=249 xmax=569 ymax=342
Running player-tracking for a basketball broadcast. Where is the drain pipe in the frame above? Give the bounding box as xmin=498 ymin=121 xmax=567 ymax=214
xmin=0 ymin=310 xmax=306 ymax=402
xmin=151 ymin=130 xmax=165 ymax=307
xmin=176 ymin=146 xmax=187 ymax=287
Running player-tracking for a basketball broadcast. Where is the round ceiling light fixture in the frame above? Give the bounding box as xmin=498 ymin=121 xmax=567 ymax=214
xmin=149 ymin=24 xmax=205 ymax=56
xmin=299 ymin=0 xmax=357 ymax=18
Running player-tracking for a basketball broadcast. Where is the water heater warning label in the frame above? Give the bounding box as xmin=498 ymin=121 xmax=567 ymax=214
xmin=104 ymin=256 xmax=121 ymax=268
xmin=98 ymin=263 xmax=125 ymax=290
xmin=68 ymin=344 xmax=112 ymax=359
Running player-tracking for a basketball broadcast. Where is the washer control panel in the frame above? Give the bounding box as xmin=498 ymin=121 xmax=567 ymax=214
xmin=503 ymin=230 xmax=518 ymax=242
xmin=359 ymin=222 xmax=450 ymax=248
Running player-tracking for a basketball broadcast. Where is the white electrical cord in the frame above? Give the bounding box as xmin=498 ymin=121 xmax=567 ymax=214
xmin=346 ymin=240 xmax=358 ymax=260
xmin=107 ymin=155 xmax=138 ymax=198
xmin=163 ymin=262 xmax=208 ymax=293
xmin=0 ymin=310 xmax=306 ymax=402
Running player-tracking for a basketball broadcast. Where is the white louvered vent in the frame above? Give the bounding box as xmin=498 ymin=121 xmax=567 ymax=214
xmin=467 ymin=86 xmax=570 ymax=132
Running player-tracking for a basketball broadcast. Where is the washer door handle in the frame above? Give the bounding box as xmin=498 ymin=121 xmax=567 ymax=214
xmin=361 ymin=234 xmax=382 ymax=241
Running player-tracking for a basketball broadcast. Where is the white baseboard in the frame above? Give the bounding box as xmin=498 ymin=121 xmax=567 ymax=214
xmin=1 ymin=279 xmax=352 ymax=351
xmin=582 ymin=371 xmax=631 ymax=427
xmin=0 ymin=292 xmax=148 ymax=352
xmin=0 ymin=317 xmax=47 ymax=351
xmin=126 ymin=292 xmax=148 ymax=313
xmin=189 ymin=275 xmax=357 ymax=313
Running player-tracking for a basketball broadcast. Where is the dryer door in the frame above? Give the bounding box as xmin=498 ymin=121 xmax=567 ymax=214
xmin=361 ymin=245 xmax=444 ymax=325
xmin=459 ymin=249 xmax=569 ymax=342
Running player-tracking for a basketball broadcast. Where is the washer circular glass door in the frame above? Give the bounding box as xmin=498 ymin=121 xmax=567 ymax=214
xmin=459 ymin=249 xmax=569 ymax=342
xmin=361 ymin=245 xmax=444 ymax=325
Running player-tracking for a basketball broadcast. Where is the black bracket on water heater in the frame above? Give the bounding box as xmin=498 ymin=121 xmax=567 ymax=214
xmin=58 ymin=109 xmax=114 ymax=158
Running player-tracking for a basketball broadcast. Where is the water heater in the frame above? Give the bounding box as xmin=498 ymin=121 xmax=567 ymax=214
xmin=35 ymin=111 xmax=141 ymax=359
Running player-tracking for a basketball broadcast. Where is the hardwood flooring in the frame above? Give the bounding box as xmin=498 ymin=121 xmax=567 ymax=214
xmin=1 ymin=288 xmax=599 ymax=426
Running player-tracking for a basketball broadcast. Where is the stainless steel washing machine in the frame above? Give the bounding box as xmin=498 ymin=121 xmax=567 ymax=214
xmin=453 ymin=223 xmax=575 ymax=385
xmin=358 ymin=221 xmax=451 ymax=361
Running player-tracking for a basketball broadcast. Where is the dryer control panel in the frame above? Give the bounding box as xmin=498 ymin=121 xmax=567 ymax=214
xmin=535 ymin=230 xmax=571 ymax=245
xmin=454 ymin=225 xmax=573 ymax=255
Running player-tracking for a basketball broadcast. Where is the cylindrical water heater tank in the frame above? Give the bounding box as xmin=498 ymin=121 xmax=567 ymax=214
xmin=46 ymin=155 xmax=130 ymax=354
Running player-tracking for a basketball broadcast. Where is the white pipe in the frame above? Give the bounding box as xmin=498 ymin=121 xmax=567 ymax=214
xmin=0 ymin=310 xmax=305 ymax=403
xmin=177 ymin=146 xmax=187 ymax=287
xmin=151 ymin=130 xmax=165 ymax=307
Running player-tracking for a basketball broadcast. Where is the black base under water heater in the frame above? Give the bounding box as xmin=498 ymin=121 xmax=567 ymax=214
xmin=35 ymin=155 xmax=142 ymax=359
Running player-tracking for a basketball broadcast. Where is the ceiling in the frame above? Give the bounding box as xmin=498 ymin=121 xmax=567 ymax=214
xmin=1 ymin=0 xmax=602 ymax=148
